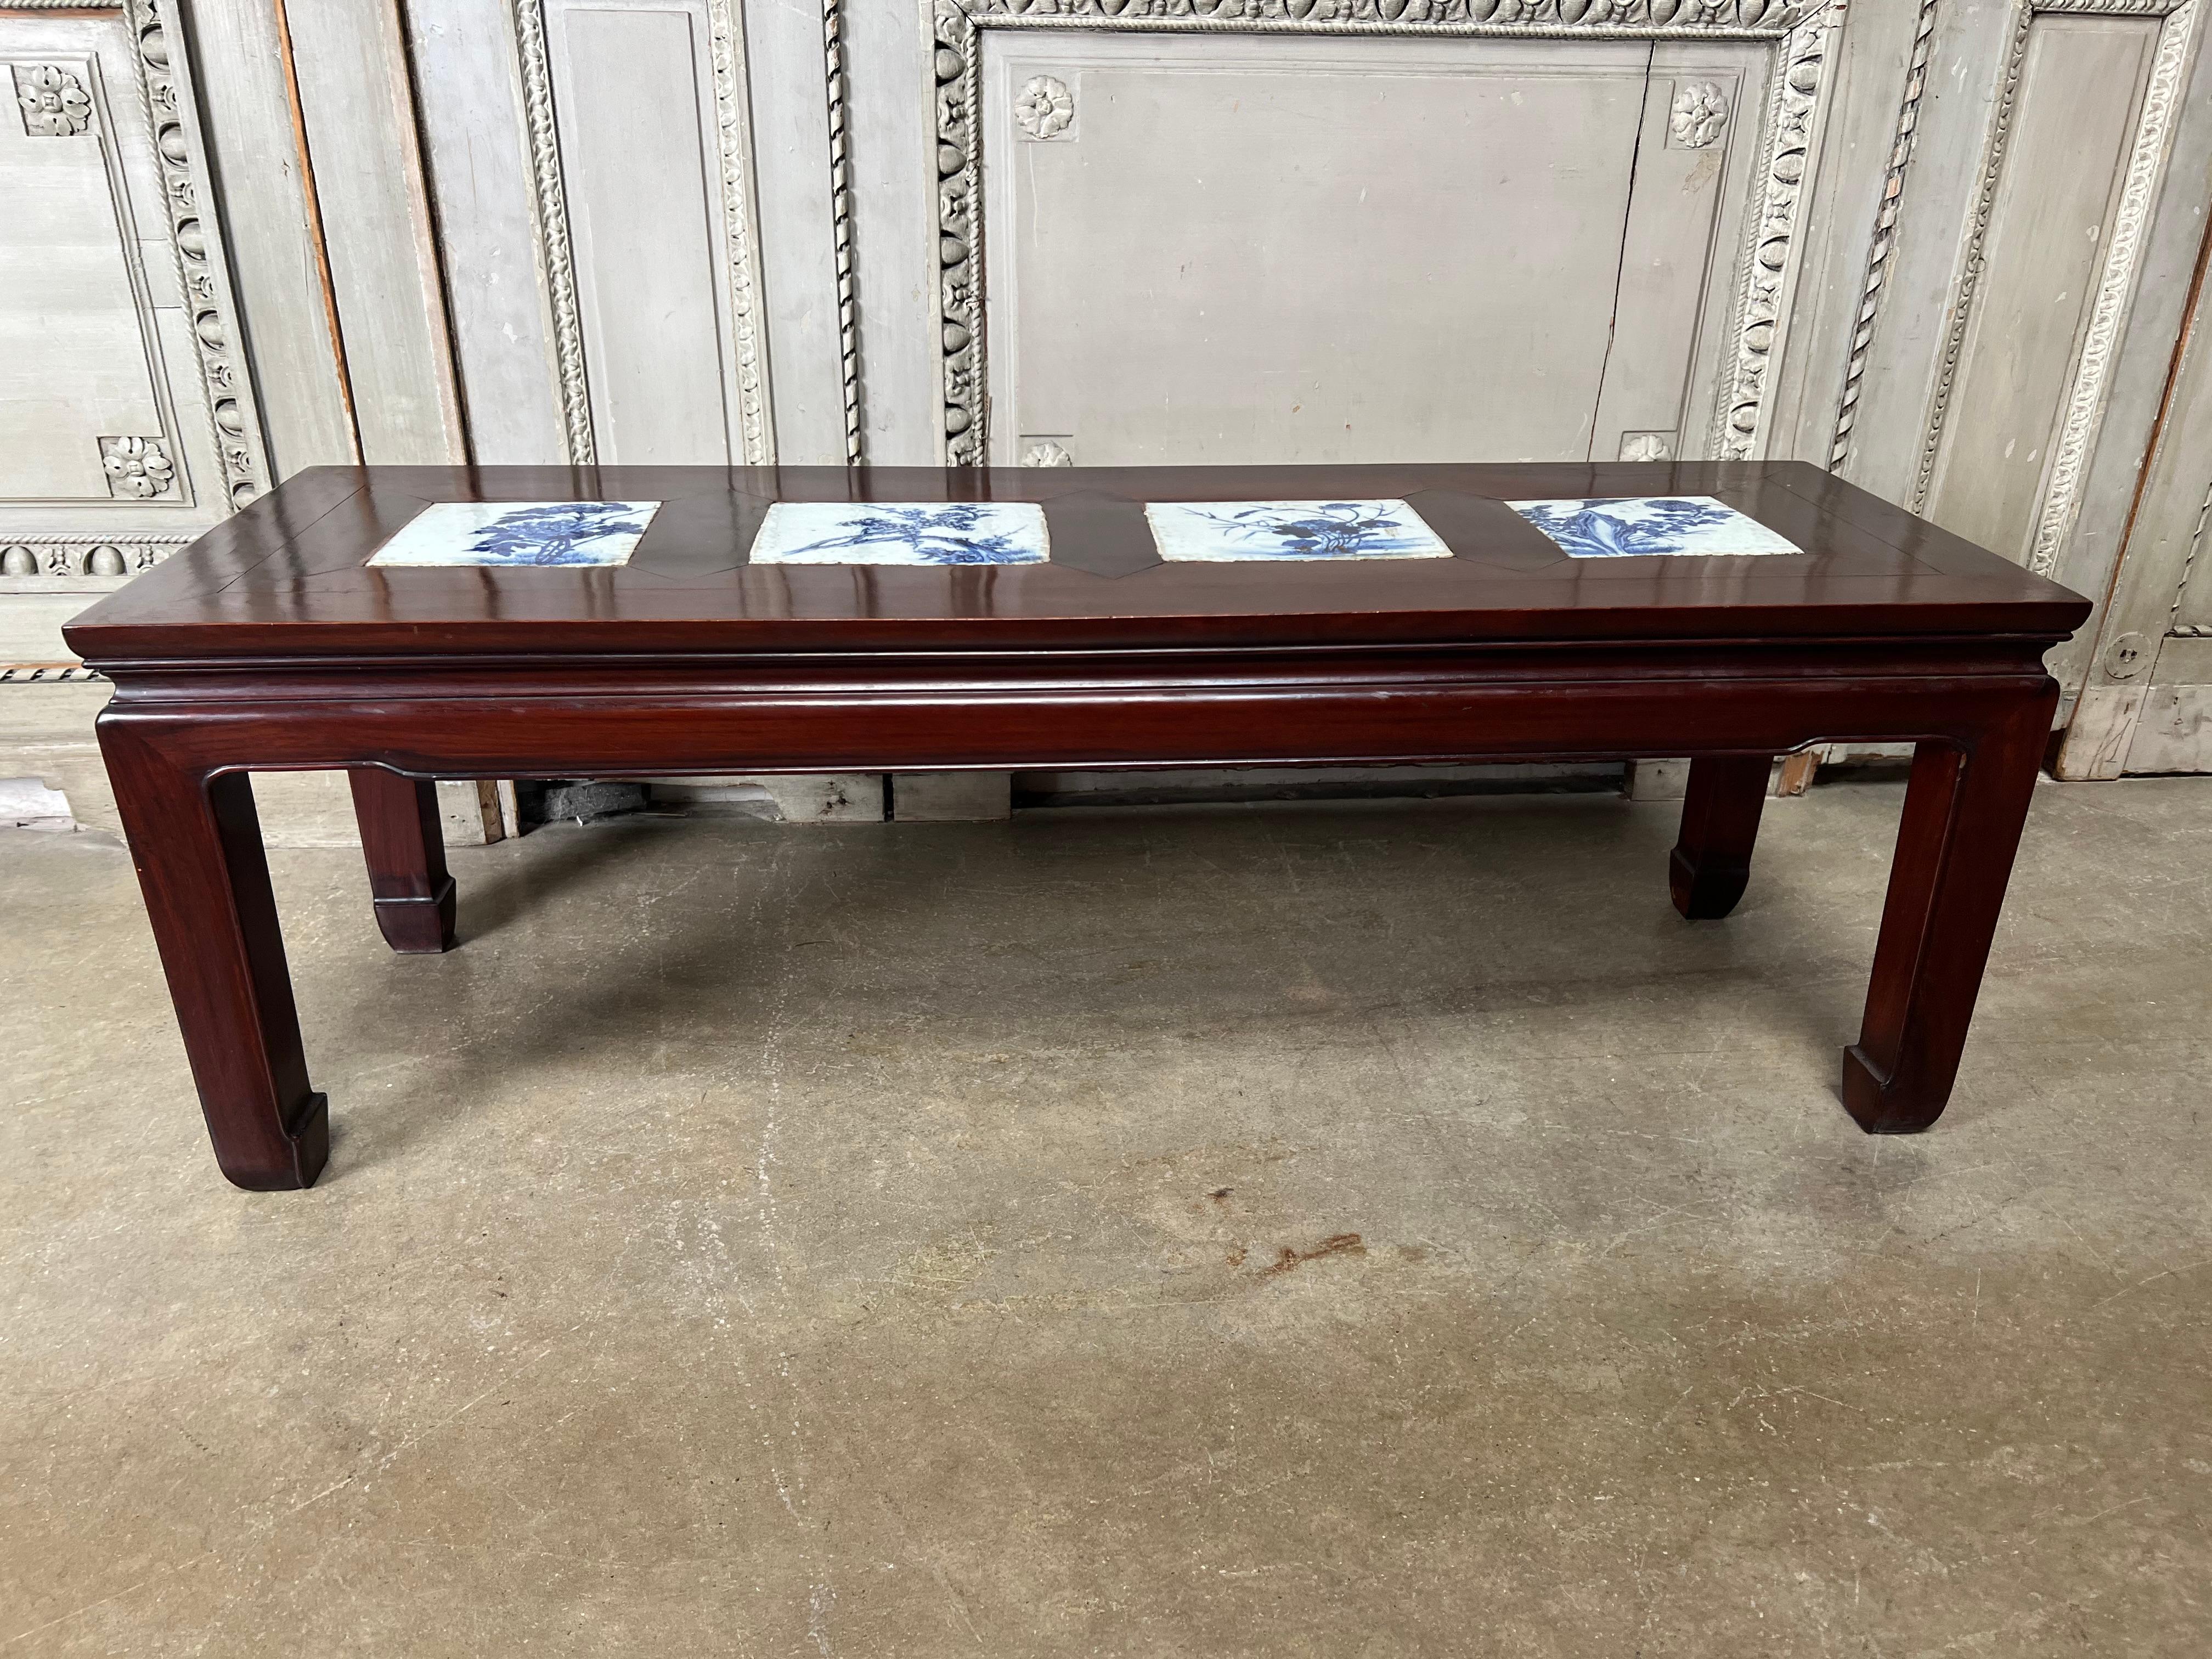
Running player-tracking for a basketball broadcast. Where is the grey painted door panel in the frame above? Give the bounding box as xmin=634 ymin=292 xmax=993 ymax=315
xmin=1594 ymin=45 xmax=1765 ymax=468
xmin=1920 ymin=16 xmax=2158 ymax=568
xmin=548 ymin=1 xmax=750 ymax=466
xmin=1 ymin=80 xmax=168 ymax=501
xmin=983 ymin=36 xmax=1762 ymax=468
xmin=408 ymin=0 xmax=571 ymax=468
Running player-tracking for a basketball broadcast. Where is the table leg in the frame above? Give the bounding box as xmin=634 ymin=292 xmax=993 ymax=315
xmin=1668 ymin=755 xmax=1771 ymax=920
xmin=349 ymin=771 xmax=458 ymax=954
xmin=1842 ymin=691 xmax=2056 ymax=1133
xmin=99 ymin=725 xmax=326 ymax=1189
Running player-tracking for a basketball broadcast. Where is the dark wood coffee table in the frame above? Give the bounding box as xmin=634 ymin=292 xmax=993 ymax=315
xmin=65 ymin=462 xmax=2091 ymax=1190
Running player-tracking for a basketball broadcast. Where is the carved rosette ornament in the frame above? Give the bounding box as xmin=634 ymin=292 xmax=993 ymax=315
xmin=1021 ymin=440 xmax=1075 ymax=466
xmin=1669 ymin=81 xmax=1728 ymax=147
xmin=1014 ymin=75 xmax=1073 ymax=138
xmin=101 ymin=437 xmax=176 ymax=499
xmin=930 ymin=0 xmax=1837 ymax=465
xmin=15 ymin=65 xmax=92 ymax=137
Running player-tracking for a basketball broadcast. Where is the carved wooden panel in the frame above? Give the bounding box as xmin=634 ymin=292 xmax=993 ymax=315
xmin=1 ymin=49 xmax=176 ymax=503
xmin=979 ymin=35 xmax=1765 ymax=467
xmin=0 ymin=1 xmax=269 ymax=606
xmin=516 ymin=0 xmax=772 ymax=466
xmin=924 ymin=3 xmax=1840 ymax=471
xmin=1915 ymin=13 xmax=2165 ymax=570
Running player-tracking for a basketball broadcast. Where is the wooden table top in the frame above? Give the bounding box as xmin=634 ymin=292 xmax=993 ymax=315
xmin=65 ymin=461 xmax=2091 ymax=662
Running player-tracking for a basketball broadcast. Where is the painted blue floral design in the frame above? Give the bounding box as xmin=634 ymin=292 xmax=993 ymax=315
xmin=750 ymin=501 xmax=1047 ymax=565
xmin=1508 ymin=495 xmax=1801 ymax=558
xmin=369 ymin=500 xmax=659 ymax=568
xmin=1146 ymin=499 xmax=1450 ymax=561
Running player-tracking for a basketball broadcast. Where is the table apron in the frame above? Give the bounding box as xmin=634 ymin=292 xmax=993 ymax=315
xmin=99 ymin=670 xmax=2057 ymax=778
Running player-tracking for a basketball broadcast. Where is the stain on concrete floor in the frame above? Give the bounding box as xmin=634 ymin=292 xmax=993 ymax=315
xmin=2 ymin=780 xmax=2208 ymax=1655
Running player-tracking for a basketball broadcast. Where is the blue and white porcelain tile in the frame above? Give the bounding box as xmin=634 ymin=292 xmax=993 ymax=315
xmin=1146 ymin=499 xmax=1452 ymax=562
xmin=749 ymin=501 xmax=1048 ymax=565
xmin=368 ymin=501 xmax=659 ymax=567
xmin=1507 ymin=495 xmax=1802 ymax=558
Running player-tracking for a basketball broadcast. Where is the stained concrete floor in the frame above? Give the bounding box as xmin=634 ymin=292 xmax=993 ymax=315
xmin=3 ymin=778 xmax=2210 ymax=1656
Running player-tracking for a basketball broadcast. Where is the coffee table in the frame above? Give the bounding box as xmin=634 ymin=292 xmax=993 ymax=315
xmin=65 ymin=462 xmax=2091 ymax=1190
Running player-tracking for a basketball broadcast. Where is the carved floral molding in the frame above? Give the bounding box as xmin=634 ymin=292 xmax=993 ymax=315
xmin=14 ymin=64 xmax=92 ymax=136
xmin=99 ymin=436 xmax=175 ymax=499
xmin=928 ymin=0 xmax=1842 ymax=464
xmin=1669 ymin=80 xmax=1728 ymax=146
xmin=1014 ymin=74 xmax=1073 ymax=138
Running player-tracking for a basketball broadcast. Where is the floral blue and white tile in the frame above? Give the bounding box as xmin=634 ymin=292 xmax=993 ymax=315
xmin=749 ymin=501 xmax=1048 ymax=565
xmin=1507 ymin=496 xmax=1802 ymax=558
xmin=369 ymin=501 xmax=661 ymax=567
xmin=1146 ymin=500 xmax=1452 ymax=562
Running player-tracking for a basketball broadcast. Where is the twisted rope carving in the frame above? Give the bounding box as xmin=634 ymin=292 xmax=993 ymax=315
xmin=1830 ymin=0 xmax=1934 ymax=474
xmin=512 ymin=0 xmax=596 ymax=466
xmin=826 ymin=0 xmax=862 ymax=464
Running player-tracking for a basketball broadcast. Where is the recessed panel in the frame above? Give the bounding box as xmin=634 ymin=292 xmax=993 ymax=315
xmin=985 ymin=36 xmax=1748 ymax=467
xmin=0 ymin=55 xmax=167 ymax=501
xmin=551 ymin=2 xmax=735 ymax=464
xmin=1922 ymin=16 xmax=2159 ymax=565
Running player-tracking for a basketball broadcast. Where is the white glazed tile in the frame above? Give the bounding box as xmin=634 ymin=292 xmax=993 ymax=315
xmin=749 ymin=501 xmax=1048 ymax=565
xmin=1507 ymin=495 xmax=1802 ymax=558
xmin=1146 ymin=499 xmax=1451 ymax=562
xmin=368 ymin=501 xmax=660 ymax=567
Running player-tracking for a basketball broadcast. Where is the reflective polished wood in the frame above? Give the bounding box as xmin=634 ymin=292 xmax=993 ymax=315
xmin=67 ymin=462 xmax=2091 ymax=1189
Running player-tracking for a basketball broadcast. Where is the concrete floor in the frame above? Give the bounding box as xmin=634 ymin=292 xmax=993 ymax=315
xmin=4 ymin=778 xmax=2210 ymax=1655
